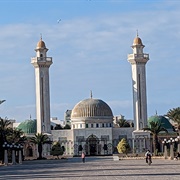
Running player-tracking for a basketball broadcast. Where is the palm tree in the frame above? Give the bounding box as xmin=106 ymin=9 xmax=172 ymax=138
xmin=0 ymin=118 xmax=11 ymax=138
xmin=0 ymin=118 xmax=12 ymax=161
xmin=30 ymin=133 xmax=52 ymax=159
xmin=118 ymin=119 xmax=130 ymax=127
xmin=63 ymin=124 xmax=71 ymax=129
xmin=7 ymin=128 xmax=26 ymax=144
xmin=166 ymin=107 xmax=180 ymax=135
xmin=143 ymin=121 xmax=168 ymax=155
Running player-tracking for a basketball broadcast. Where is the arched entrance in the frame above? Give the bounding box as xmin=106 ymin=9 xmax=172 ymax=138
xmin=86 ymin=134 xmax=100 ymax=155
xmin=26 ymin=146 xmax=33 ymax=157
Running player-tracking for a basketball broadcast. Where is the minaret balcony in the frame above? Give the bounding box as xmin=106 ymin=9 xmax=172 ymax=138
xmin=31 ymin=57 xmax=52 ymax=63
xmin=128 ymin=53 xmax=149 ymax=60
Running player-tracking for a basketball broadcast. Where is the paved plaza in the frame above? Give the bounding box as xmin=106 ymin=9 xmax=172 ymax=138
xmin=0 ymin=156 xmax=180 ymax=180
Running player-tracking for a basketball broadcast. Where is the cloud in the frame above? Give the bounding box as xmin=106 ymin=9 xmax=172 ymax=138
xmin=1 ymin=2 xmax=180 ymax=121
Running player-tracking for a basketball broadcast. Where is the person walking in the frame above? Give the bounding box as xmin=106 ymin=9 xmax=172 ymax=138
xmin=175 ymin=152 xmax=180 ymax=160
xmin=81 ymin=152 xmax=85 ymax=163
xmin=145 ymin=150 xmax=152 ymax=163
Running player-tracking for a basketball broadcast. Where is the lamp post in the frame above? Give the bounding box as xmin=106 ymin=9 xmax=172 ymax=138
xmin=168 ymin=138 xmax=175 ymax=160
xmin=162 ymin=139 xmax=168 ymax=159
xmin=18 ymin=144 xmax=23 ymax=164
xmin=10 ymin=143 xmax=17 ymax=165
xmin=2 ymin=142 xmax=9 ymax=166
xmin=175 ymin=136 xmax=180 ymax=153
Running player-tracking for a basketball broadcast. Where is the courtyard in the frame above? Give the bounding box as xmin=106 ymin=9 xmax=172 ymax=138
xmin=0 ymin=156 xmax=180 ymax=180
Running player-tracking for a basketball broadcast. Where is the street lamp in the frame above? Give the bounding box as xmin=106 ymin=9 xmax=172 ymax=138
xmin=2 ymin=142 xmax=9 ymax=166
xmin=168 ymin=138 xmax=175 ymax=160
xmin=175 ymin=136 xmax=180 ymax=153
xmin=10 ymin=143 xmax=17 ymax=165
xmin=162 ymin=139 xmax=168 ymax=159
xmin=17 ymin=144 xmax=23 ymax=164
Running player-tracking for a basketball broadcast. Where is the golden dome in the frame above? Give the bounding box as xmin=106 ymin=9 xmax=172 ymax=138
xmin=133 ymin=36 xmax=143 ymax=45
xmin=36 ymin=38 xmax=46 ymax=48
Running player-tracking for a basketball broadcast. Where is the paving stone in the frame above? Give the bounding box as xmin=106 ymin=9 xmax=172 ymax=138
xmin=0 ymin=156 xmax=180 ymax=180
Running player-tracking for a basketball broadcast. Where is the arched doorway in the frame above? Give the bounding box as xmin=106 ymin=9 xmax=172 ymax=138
xmin=26 ymin=146 xmax=33 ymax=157
xmin=86 ymin=134 xmax=100 ymax=155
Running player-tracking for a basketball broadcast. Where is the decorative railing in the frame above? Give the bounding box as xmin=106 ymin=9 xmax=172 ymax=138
xmin=31 ymin=57 xmax=52 ymax=62
xmin=128 ymin=54 xmax=149 ymax=59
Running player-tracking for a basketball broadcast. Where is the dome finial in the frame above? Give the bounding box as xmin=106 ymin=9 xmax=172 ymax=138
xmin=40 ymin=33 xmax=42 ymax=41
xmin=136 ymin=29 xmax=139 ymax=37
xmin=90 ymin=90 xmax=93 ymax=99
xmin=155 ymin=110 xmax=158 ymax=115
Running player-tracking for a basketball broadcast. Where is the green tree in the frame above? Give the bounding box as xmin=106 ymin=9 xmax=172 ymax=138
xmin=117 ymin=119 xmax=130 ymax=127
xmin=30 ymin=133 xmax=52 ymax=159
xmin=0 ymin=118 xmax=12 ymax=161
xmin=143 ymin=121 xmax=168 ymax=155
xmin=64 ymin=124 xmax=71 ymax=129
xmin=50 ymin=141 xmax=63 ymax=159
xmin=54 ymin=124 xmax=63 ymax=130
xmin=117 ymin=138 xmax=131 ymax=154
xmin=0 ymin=118 xmax=26 ymax=162
xmin=7 ymin=128 xmax=25 ymax=144
xmin=166 ymin=107 xmax=180 ymax=134
xmin=0 ymin=118 xmax=11 ymax=141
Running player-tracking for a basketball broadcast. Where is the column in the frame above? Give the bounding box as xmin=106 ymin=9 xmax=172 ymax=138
xmin=168 ymin=138 xmax=175 ymax=160
xmin=19 ymin=149 xmax=22 ymax=164
xmin=162 ymin=139 xmax=168 ymax=159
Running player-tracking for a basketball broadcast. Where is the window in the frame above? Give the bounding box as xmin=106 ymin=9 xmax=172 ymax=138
xmin=96 ymin=123 xmax=99 ymax=128
xmin=109 ymin=123 xmax=112 ymax=127
xmin=106 ymin=123 xmax=108 ymax=127
xmin=86 ymin=124 xmax=88 ymax=128
xmin=91 ymin=124 xmax=93 ymax=128
xmin=102 ymin=123 xmax=104 ymax=127
xmin=80 ymin=124 xmax=82 ymax=128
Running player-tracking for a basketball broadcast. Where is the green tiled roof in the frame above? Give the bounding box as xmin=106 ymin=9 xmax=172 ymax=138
xmin=148 ymin=115 xmax=173 ymax=130
xmin=17 ymin=119 xmax=37 ymax=134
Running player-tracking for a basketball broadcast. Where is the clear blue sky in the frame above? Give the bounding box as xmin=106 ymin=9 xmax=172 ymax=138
xmin=0 ymin=0 xmax=180 ymax=122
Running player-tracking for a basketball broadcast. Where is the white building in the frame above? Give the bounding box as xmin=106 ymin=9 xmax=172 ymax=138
xmin=52 ymin=97 xmax=133 ymax=156
xmin=16 ymin=35 xmax=154 ymax=158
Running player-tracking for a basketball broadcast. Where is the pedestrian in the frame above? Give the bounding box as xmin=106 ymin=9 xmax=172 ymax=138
xmin=175 ymin=152 xmax=180 ymax=160
xmin=145 ymin=149 xmax=152 ymax=163
xmin=81 ymin=152 xmax=85 ymax=163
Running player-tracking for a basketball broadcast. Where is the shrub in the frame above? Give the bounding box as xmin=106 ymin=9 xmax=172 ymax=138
xmin=50 ymin=142 xmax=64 ymax=159
xmin=117 ymin=138 xmax=131 ymax=154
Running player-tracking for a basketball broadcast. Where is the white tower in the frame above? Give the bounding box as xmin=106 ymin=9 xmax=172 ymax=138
xmin=31 ymin=38 xmax=52 ymax=134
xmin=128 ymin=35 xmax=149 ymax=131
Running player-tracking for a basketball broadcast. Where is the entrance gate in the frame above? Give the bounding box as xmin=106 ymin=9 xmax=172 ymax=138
xmin=74 ymin=134 xmax=113 ymax=156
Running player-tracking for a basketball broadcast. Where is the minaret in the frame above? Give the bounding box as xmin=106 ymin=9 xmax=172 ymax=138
xmin=31 ymin=37 xmax=53 ymax=134
xmin=127 ymin=34 xmax=149 ymax=131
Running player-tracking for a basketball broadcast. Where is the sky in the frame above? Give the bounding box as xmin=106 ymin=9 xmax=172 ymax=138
xmin=0 ymin=0 xmax=180 ymax=122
